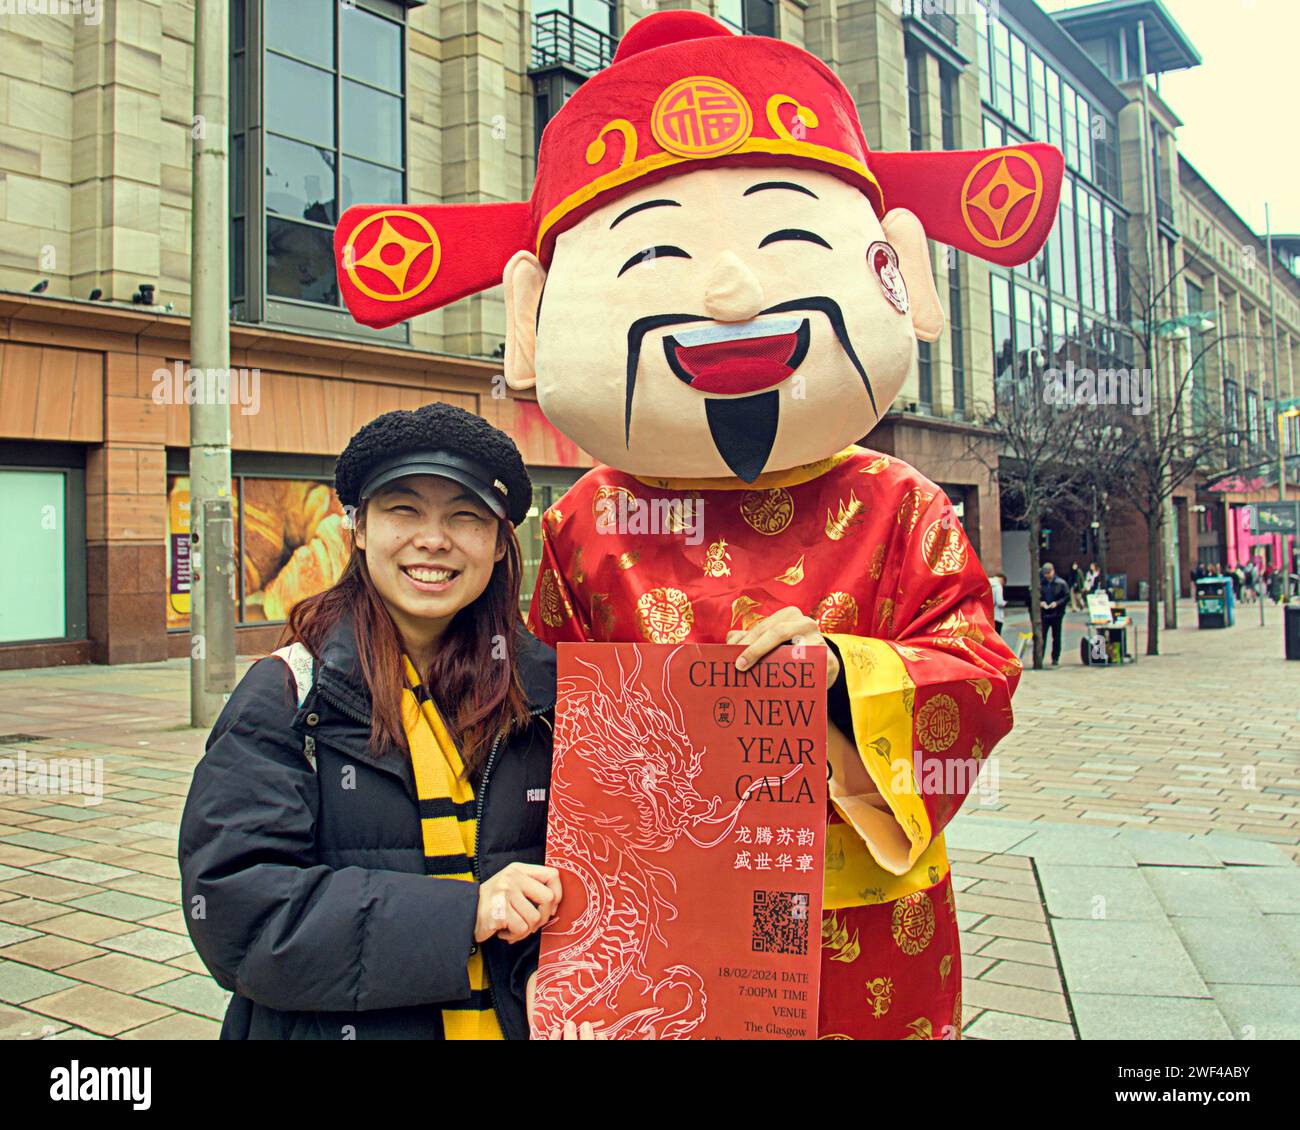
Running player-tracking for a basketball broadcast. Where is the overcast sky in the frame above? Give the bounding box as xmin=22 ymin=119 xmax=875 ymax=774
xmin=1040 ymin=0 xmax=1300 ymax=237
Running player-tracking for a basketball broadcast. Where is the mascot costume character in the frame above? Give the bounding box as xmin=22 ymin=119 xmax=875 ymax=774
xmin=334 ymin=10 xmax=1062 ymax=1039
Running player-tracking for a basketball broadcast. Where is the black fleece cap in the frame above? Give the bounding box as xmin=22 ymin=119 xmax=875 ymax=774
xmin=334 ymin=401 xmax=532 ymax=526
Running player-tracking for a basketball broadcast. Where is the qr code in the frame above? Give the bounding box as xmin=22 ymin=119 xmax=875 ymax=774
xmin=751 ymin=890 xmax=810 ymax=955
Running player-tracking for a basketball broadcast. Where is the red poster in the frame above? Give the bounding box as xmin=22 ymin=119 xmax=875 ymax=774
xmin=531 ymin=641 xmax=828 ymax=1040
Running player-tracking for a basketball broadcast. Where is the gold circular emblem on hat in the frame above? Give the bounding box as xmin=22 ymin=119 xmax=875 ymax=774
xmin=916 ymin=693 xmax=961 ymax=754
xmin=892 ymin=891 xmax=936 ymax=957
xmin=740 ymin=487 xmax=794 ymax=536
xmin=814 ymin=591 xmax=859 ymax=633
xmin=343 ymin=209 xmax=441 ymax=303
xmin=651 ymin=75 xmax=753 ymax=159
xmin=636 ymin=586 xmax=694 ymax=644
xmin=959 ymin=148 xmax=1044 ymax=250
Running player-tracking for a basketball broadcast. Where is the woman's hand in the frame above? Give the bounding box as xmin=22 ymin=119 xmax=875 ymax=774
xmin=475 ymin=862 xmax=562 ymax=943
xmin=548 ymin=1020 xmax=607 ymax=1040
xmin=727 ymin=605 xmax=840 ymax=688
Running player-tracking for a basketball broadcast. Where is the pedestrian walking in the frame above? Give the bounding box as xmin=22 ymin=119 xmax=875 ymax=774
xmin=1068 ymin=561 xmax=1085 ymax=611
xmin=179 ymin=402 xmax=581 ymax=1040
xmin=1039 ymin=562 xmax=1071 ymax=667
xmin=990 ymin=572 xmax=1006 ymax=638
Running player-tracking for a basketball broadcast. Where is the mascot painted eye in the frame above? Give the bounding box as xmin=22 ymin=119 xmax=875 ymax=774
xmin=867 ymin=241 xmax=909 ymax=316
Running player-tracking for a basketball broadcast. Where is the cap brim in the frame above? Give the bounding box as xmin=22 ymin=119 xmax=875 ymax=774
xmin=359 ymin=458 xmax=508 ymax=520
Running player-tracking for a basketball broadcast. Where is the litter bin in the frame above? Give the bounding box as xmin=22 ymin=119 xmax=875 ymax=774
xmin=1286 ymin=604 xmax=1300 ymax=660
xmin=1195 ymin=577 xmax=1233 ymax=629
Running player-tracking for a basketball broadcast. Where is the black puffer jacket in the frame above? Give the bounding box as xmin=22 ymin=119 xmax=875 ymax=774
xmin=178 ymin=615 xmax=555 ymax=1040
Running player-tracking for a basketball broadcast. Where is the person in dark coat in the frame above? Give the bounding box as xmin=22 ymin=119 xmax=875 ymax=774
xmin=1039 ymin=561 xmax=1070 ymax=667
xmin=180 ymin=403 xmax=583 ymax=1040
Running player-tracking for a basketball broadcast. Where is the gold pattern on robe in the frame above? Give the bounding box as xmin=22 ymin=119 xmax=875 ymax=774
xmin=939 ymin=952 xmax=953 ymax=989
xmin=896 ymin=487 xmax=935 ymax=535
xmin=616 ymin=550 xmax=640 ymax=570
xmin=876 ymin=597 xmax=895 ymax=633
xmin=945 ymin=882 xmax=956 ymax=922
xmin=702 ymin=538 xmax=732 ymax=578
xmin=1001 ymin=660 xmax=1022 ymax=676
xmin=846 ymin=641 xmax=875 ymax=672
xmin=937 ymin=610 xmax=985 ymax=644
xmin=822 ymin=911 xmax=861 ymax=964
xmin=865 ymin=736 xmax=892 ymax=765
xmin=868 ymin=543 xmax=886 ymax=580
xmin=536 ymin=568 xmax=567 ymax=628
xmin=904 ymin=1017 xmax=933 ymax=1040
xmin=865 ymin=976 xmax=894 ymax=1018
xmin=825 ymin=838 xmax=845 ymax=872
xmin=916 ymin=693 xmax=961 ymax=753
xmin=952 ymin=990 xmax=963 ymax=1038
xmin=892 ymin=891 xmax=936 ymax=956
xmin=814 ymin=591 xmax=859 ymax=632
xmin=891 ymin=642 xmax=927 ymax=662
xmin=968 ymin=677 xmax=993 ymax=704
xmin=663 ymin=491 xmax=702 ymax=534
xmin=740 ymin=487 xmax=794 ymax=535
xmin=931 ymin=636 xmax=979 ymax=662
xmin=775 ymin=554 xmax=805 ymax=586
xmin=921 ymin=517 xmax=969 ymax=575
xmin=928 ymin=865 xmax=941 ymax=885
xmin=900 ymin=670 xmax=916 ymax=715
xmin=636 ymin=586 xmax=694 ymax=644
xmin=825 ymin=490 xmax=866 ymax=541
xmin=860 ymin=885 xmax=886 ymax=903
xmin=591 ymin=484 xmax=635 ymax=526
xmin=860 ymin=454 xmax=891 ymax=475
xmin=819 ymin=1033 xmax=853 ymax=1040
xmin=918 ymin=594 xmax=944 ymax=616
xmin=590 ymin=592 xmax=615 ymax=640
xmin=573 ymin=544 xmax=585 ymax=587
xmin=544 ymin=506 xmax=564 ymax=533
xmin=971 ymin=737 xmax=986 ymax=761
xmin=730 ymin=594 xmax=763 ymax=629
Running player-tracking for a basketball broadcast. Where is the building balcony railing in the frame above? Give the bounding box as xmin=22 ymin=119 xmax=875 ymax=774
xmin=901 ymin=2 xmax=959 ymax=49
xmin=530 ymin=10 xmax=615 ymax=76
xmin=1156 ymin=193 xmax=1175 ymax=227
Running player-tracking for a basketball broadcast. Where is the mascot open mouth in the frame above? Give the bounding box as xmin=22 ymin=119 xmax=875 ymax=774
xmin=663 ymin=317 xmax=810 ymax=395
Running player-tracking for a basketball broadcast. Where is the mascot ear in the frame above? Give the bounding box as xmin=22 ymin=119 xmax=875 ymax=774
xmin=881 ymin=208 xmax=945 ymax=343
xmin=503 ymin=250 xmax=547 ymax=390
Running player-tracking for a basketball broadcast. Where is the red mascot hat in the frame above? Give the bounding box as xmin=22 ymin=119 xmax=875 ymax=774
xmin=335 ymin=10 xmax=1063 ymax=330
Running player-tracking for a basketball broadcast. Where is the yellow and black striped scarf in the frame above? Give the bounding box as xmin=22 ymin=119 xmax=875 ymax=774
xmin=400 ymin=655 xmax=504 ymax=1041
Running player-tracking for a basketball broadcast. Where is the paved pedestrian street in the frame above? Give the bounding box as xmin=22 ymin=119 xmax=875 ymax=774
xmin=0 ymin=599 xmax=1295 ymax=1039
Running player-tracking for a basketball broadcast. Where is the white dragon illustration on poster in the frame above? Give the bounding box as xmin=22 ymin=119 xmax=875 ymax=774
xmin=531 ymin=645 xmax=803 ymax=1040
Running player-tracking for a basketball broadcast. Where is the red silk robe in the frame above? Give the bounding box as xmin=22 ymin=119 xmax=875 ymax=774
xmin=527 ymin=445 xmax=1022 ymax=1039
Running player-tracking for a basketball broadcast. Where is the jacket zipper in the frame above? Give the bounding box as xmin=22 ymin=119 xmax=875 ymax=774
xmin=474 ymin=702 xmax=550 ymax=1036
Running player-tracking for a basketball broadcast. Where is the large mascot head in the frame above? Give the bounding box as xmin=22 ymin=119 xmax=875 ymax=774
xmin=335 ymin=11 xmax=1062 ymax=482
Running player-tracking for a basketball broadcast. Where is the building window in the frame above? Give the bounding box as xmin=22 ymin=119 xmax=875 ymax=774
xmin=992 ymin=21 xmax=1012 ymax=116
xmin=1010 ymin=33 xmax=1029 ymax=132
xmin=716 ymin=0 xmax=776 ymax=36
xmin=990 ymin=273 xmax=1013 ymax=398
xmin=232 ymin=0 xmax=408 ymax=337
xmin=917 ymin=340 xmax=933 ymax=410
xmin=1224 ymin=378 xmax=1240 ymax=451
xmin=1246 ymin=389 xmax=1260 ymax=447
xmin=906 ymin=46 xmax=924 ymax=151
xmin=939 ymin=65 xmax=957 ymax=150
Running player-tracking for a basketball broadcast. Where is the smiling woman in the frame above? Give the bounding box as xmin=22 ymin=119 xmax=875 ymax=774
xmin=179 ymin=402 xmax=569 ymax=1041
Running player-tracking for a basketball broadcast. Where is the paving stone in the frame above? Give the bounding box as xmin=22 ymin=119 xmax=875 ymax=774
xmin=962 ymin=977 xmax=1071 ymax=1022
xmin=0 ymin=935 xmax=104 ymax=970
xmin=25 ymin=858 xmax=135 ymax=885
xmin=1225 ymin=867 xmax=1300 ymax=915
xmin=0 ymin=899 xmax=68 ymax=925
xmin=0 ymin=960 xmax=78 ymax=1004
xmin=944 ymin=817 xmax=1037 ymax=854
xmin=1053 ymin=919 xmax=1211 ymax=998
xmin=1069 ymin=993 xmax=1233 ymax=1040
xmin=972 ymin=936 xmax=1059 ymax=968
xmin=1115 ymin=828 xmax=1222 ymax=867
xmin=0 ymin=923 xmax=40 ymax=948
xmin=60 ymin=952 xmax=187 ymax=994
xmin=1201 ymin=833 xmax=1295 ymax=867
xmin=65 ymin=891 xmax=175 ymax=922
xmin=23 ymin=983 xmax=172 ymax=1037
xmin=953 ymin=892 xmax=1045 ymax=922
xmin=33 ymin=911 xmax=134 ymax=945
xmin=99 ymin=928 xmax=195 ymax=962
xmin=119 ymin=1011 xmax=221 ymax=1040
xmin=968 ymin=915 xmax=1053 ymax=944
xmin=1037 ymin=864 xmax=1166 ymax=921
xmin=0 ymin=874 xmax=103 ymax=903
xmin=138 ymin=974 xmax=231 ymax=1021
xmin=0 ymin=1004 xmax=68 ymax=1040
xmin=962 ymin=1010 xmax=1075 ymax=1040
xmin=1004 ymin=829 xmax=1138 ymax=866
xmin=1170 ymin=915 xmax=1300 ymax=987
xmin=1143 ymin=867 xmax=1258 ymax=919
xmin=978 ymin=959 xmax=1063 ymax=992
xmin=1210 ymin=984 xmax=1300 ymax=1040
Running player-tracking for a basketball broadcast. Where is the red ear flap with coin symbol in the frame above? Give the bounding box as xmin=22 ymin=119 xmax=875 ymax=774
xmin=868 ymin=241 xmax=910 ymax=316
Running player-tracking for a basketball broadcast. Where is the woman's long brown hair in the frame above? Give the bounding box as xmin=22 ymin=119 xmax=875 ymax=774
xmin=283 ymin=512 xmax=533 ymax=778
